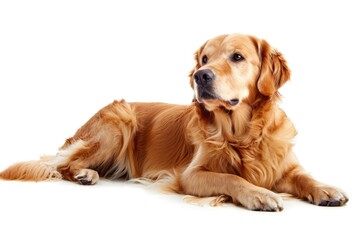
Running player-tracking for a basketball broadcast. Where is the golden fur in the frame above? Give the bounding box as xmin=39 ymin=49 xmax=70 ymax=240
xmin=0 ymin=33 xmax=348 ymax=211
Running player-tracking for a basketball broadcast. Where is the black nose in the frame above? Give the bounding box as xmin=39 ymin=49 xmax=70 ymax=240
xmin=194 ymin=69 xmax=215 ymax=86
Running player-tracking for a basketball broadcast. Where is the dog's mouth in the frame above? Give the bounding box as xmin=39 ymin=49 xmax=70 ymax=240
xmin=196 ymin=87 xmax=240 ymax=108
xmin=197 ymin=87 xmax=217 ymax=100
xmin=227 ymin=99 xmax=239 ymax=106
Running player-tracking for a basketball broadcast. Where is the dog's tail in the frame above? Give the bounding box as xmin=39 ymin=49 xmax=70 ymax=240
xmin=0 ymin=155 xmax=62 ymax=181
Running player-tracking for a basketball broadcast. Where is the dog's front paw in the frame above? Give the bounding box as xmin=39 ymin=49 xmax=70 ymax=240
xmin=236 ymin=188 xmax=284 ymax=211
xmin=307 ymin=185 xmax=349 ymax=206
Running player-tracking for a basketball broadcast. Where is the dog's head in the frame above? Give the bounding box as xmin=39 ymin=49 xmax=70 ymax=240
xmin=189 ymin=33 xmax=290 ymax=111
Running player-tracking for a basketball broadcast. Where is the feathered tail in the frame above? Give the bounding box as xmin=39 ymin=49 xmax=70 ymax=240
xmin=0 ymin=155 xmax=61 ymax=181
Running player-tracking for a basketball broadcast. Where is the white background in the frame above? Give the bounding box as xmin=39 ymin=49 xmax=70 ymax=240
xmin=0 ymin=0 xmax=359 ymax=239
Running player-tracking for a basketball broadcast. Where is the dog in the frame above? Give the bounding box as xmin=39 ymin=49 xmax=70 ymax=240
xmin=0 ymin=33 xmax=349 ymax=211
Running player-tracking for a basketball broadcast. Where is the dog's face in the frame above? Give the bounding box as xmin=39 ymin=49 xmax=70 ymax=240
xmin=190 ymin=33 xmax=291 ymax=111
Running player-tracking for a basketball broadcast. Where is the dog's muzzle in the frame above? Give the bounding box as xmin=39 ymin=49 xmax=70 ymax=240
xmin=194 ymin=69 xmax=216 ymax=100
xmin=194 ymin=69 xmax=239 ymax=107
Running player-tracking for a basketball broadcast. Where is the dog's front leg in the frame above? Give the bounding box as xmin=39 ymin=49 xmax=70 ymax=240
xmin=180 ymin=148 xmax=283 ymax=211
xmin=273 ymin=151 xmax=349 ymax=206
xmin=181 ymin=169 xmax=283 ymax=211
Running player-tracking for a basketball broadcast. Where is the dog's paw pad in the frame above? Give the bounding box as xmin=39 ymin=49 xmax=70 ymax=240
xmin=77 ymin=178 xmax=91 ymax=185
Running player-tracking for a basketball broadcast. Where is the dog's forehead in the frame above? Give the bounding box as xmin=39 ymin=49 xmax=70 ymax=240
xmin=203 ymin=34 xmax=228 ymax=54
xmin=204 ymin=34 xmax=258 ymax=56
xmin=224 ymin=34 xmax=258 ymax=54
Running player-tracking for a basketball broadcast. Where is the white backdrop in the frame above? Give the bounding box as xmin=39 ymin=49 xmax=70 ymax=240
xmin=0 ymin=0 xmax=359 ymax=239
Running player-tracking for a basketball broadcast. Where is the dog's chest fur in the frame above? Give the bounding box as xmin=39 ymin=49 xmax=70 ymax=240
xmin=193 ymin=101 xmax=297 ymax=189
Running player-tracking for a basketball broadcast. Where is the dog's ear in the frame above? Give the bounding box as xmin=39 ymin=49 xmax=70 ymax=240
xmin=189 ymin=42 xmax=206 ymax=89
xmin=257 ymin=39 xmax=291 ymax=96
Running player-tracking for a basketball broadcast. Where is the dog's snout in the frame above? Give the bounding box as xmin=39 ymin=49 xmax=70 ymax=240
xmin=194 ymin=69 xmax=215 ymax=86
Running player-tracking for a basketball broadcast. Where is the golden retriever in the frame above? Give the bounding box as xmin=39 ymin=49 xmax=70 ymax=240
xmin=0 ymin=33 xmax=349 ymax=211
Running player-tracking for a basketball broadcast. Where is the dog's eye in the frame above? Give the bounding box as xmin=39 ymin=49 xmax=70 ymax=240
xmin=232 ymin=53 xmax=244 ymax=62
xmin=202 ymin=55 xmax=208 ymax=64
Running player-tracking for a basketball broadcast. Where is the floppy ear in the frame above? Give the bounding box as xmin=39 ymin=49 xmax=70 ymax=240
xmin=257 ymin=40 xmax=291 ymax=96
xmin=189 ymin=42 xmax=206 ymax=89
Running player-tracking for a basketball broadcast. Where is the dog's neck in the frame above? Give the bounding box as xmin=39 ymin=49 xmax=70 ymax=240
xmin=193 ymin=96 xmax=278 ymax=145
xmin=193 ymin=100 xmax=251 ymax=142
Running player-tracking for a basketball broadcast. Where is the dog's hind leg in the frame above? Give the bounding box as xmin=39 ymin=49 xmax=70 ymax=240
xmin=55 ymin=140 xmax=101 ymax=185
xmin=55 ymin=100 xmax=138 ymax=185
